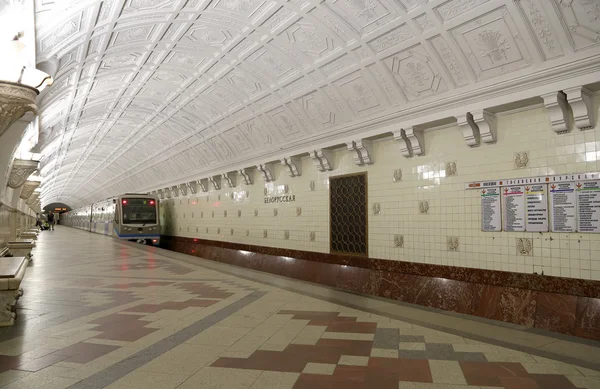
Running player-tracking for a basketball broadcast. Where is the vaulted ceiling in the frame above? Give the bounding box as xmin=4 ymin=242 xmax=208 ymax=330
xmin=35 ymin=0 xmax=600 ymax=208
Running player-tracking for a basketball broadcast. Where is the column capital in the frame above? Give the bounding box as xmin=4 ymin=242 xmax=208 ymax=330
xmin=0 ymin=83 xmax=38 ymax=138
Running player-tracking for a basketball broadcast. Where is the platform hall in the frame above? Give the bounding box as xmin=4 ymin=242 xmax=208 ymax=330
xmin=1 ymin=0 xmax=600 ymax=388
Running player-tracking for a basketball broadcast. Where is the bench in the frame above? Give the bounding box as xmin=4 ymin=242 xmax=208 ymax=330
xmin=8 ymin=240 xmax=35 ymax=261
xmin=0 ymin=256 xmax=28 ymax=326
xmin=19 ymin=231 xmax=37 ymax=241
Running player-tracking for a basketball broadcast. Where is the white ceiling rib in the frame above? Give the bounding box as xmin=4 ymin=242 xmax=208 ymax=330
xmin=34 ymin=0 xmax=600 ymax=207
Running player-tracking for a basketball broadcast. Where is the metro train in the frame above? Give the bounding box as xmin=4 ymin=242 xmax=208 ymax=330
xmin=61 ymin=193 xmax=160 ymax=245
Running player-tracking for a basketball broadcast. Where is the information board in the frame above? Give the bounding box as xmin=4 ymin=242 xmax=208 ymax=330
xmin=503 ymin=186 xmax=525 ymax=232
xmin=549 ymin=182 xmax=577 ymax=232
xmin=577 ymin=180 xmax=600 ymax=233
xmin=481 ymin=187 xmax=501 ymax=231
xmin=525 ymin=184 xmax=548 ymax=232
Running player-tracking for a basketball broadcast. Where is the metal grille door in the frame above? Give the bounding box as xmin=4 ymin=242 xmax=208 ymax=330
xmin=329 ymin=173 xmax=368 ymax=255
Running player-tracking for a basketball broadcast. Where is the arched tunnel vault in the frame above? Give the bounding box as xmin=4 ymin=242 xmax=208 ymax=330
xmin=34 ymin=0 xmax=600 ymax=208
xmin=43 ymin=203 xmax=72 ymax=214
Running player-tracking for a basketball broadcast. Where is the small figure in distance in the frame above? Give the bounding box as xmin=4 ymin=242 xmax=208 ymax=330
xmin=47 ymin=212 xmax=55 ymax=231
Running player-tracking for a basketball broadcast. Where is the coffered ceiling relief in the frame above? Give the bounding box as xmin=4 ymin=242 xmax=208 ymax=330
xmin=33 ymin=0 xmax=600 ymax=207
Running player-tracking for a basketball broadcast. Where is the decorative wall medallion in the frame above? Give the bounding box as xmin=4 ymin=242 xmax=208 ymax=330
xmin=224 ymin=210 xmax=227 ymax=217
xmin=211 ymin=211 xmax=214 ymax=217
xmin=246 ymin=229 xmax=249 ymax=236
xmin=394 ymin=234 xmax=404 ymax=248
xmin=254 ymin=209 xmax=258 ymax=217
xmin=517 ymin=238 xmax=533 ymax=256
xmin=217 ymin=228 xmax=221 ymax=234
xmin=201 ymin=212 xmax=204 ymax=218
xmin=218 ymin=194 xmax=221 ymax=201
xmin=196 ymin=227 xmax=198 ymax=232
xmin=230 ymin=228 xmax=234 ymax=235
xmin=264 ymin=187 xmax=268 ymax=196
xmin=447 ymin=236 xmax=459 ymax=251
xmin=445 ymin=161 xmax=457 ymax=176
xmin=373 ymin=203 xmax=381 ymax=215
xmin=419 ymin=200 xmax=429 ymax=214
xmin=514 ymin=152 xmax=529 ymax=168
xmin=309 ymin=180 xmax=316 ymax=191
xmin=273 ymin=208 xmax=278 ymax=217
xmin=206 ymin=227 xmax=209 ymax=233
xmin=263 ymin=229 xmax=268 ymax=238
xmin=310 ymin=231 xmax=316 ymax=242
xmin=296 ymin=207 xmax=302 ymax=216
xmin=284 ymin=230 xmax=290 ymax=240
xmin=393 ymin=169 xmax=402 ymax=182
xmin=238 ymin=210 xmax=242 ymax=217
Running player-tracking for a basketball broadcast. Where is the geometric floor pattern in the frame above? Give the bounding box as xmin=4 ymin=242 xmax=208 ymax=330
xmin=0 ymin=227 xmax=599 ymax=389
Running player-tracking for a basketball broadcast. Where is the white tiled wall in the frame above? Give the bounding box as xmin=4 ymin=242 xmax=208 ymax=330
xmin=162 ymin=105 xmax=600 ymax=281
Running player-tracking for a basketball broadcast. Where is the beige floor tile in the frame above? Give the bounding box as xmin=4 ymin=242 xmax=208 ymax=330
xmin=1 ymin=374 xmax=80 ymax=389
xmin=178 ymin=366 xmax=262 ymax=389
xmin=321 ymin=332 xmax=374 ymax=341
xmin=104 ymin=371 xmax=188 ymax=389
xmin=371 ymin=348 xmax=399 ymax=358
xmin=292 ymin=325 xmax=327 ymax=345
xmin=429 ymin=360 xmax=467 ymax=385
xmin=576 ymin=366 xmax=600 ymax=377
xmin=522 ymin=362 xmax=582 ymax=375
xmin=399 ymin=342 xmax=426 ymax=350
xmin=484 ymin=352 xmax=536 ymax=363
xmin=398 ymin=383 xmax=490 ymax=388
xmin=185 ymin=326 xmax=251 ymax=347
xmin=137 ymin=344 xmax=220 ymax=375
xmin=338 ymin=355 xmax=369 ymax=366
xmin=566 ymin=375 xmax=600 ymax=389
xmin=452 ymin=344 xmax=499 ymax=353
xmin=228 ymin=335 xmax=269 ymax=353
xmin=83 ymin=338 xmax=131 ymax=347
xmin=0 ymin=370 xmax=31 ymax=387
xmin=302 ymin=363 xmax=336 ymax=375
xmin=249 ymin=371 xmax=299 ymax=389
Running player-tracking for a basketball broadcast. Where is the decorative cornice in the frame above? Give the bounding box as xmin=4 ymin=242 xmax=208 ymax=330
xmin=403 ymin=127 xmax=425 ymax=156
xmin=171 ymin=185 xmax=180 ymax=197
xmin=19 ymin=181 xmax=40 ymax=200
xmin=0 ymin=83 xmax=38 ymax=138
xmin=471 ymin=111 xmax=497 ymax=144
xmin=209 ymin=176 xmax=221 ymax=190
xmin=541 ymin=91 xmax=570 ymax=133
xmin=257 ymin=164 xmax=274 ymax=182
xmin=564 ymin=86 xmax=596 ymax=130
xmin=346 ymin=140 xmax=373 ymax=166
xmin=157 ymin=189 xmax=164 ymax=199
xmin=179 ymin=183 xmax=188 ymax=196
xmin=222 ymin=173 xmax=235 ymax=188
xmin=164 ymin=187 xmax=172 ymax=198
xmin=309 ymin=149 xmax=333 ymax=172
xmin=8 ymin=159 xmax=39 ymax=189
xmin=237 ymin=169 xmax=252 ymax=185
xmin=280 ymin=157 xmax=301 ymax=177
xmin=457 ymin=113 xmax=481 ymax=147
xmin=185 ymin=181 xmax=197 ymax=194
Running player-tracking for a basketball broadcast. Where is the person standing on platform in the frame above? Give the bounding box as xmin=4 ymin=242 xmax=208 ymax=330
xmin=47 ymin=212 xmax=55 ymax=231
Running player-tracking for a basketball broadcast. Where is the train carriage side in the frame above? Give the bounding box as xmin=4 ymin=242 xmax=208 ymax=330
xmin=113 ymin=193 xmax=160 ymax=245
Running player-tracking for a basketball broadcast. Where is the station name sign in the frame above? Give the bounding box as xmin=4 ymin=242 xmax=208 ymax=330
xmin=264 ymin=195 xmax=296 ymax=203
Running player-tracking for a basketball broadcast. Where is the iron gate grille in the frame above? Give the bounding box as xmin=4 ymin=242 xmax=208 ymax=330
xmin=329 ymin=173 xmax=368 ymax=256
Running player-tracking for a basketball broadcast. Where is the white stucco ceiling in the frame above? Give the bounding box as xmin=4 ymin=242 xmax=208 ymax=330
xmin=34 ymin=0 xmax=600 ymax=207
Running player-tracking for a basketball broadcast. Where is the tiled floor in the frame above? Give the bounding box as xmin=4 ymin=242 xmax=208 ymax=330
xmin=1 ymin=227 xmax=599 ymax=389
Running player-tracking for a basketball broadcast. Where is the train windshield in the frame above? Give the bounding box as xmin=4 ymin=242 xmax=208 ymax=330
xmin=121 ymin=198 xmax=157 ymax=225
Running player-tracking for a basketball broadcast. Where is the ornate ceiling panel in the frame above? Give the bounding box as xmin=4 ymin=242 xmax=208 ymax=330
xmin=34 ymin=0 xmax=600 ymax=207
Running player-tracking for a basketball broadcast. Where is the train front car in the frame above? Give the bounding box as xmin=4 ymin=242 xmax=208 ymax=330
xmin=114 ymin=194 xmax=160 ymax=245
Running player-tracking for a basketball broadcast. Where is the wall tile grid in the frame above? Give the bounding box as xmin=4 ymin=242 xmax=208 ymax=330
xmin=161 ymin=106 xmax=600 ymax=281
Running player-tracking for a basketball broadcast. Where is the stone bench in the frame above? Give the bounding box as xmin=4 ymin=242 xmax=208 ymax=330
xmin=8 ymin=240 xmax=35 ymax=261
xmin=0 ymin=256 xmax=28 ymax=326
xmin=19 ymin=231 xmax=37 ymax=241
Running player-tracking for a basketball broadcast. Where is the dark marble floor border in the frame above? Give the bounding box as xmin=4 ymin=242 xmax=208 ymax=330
xmin=160 ymin=235 xmax=600 ymax=341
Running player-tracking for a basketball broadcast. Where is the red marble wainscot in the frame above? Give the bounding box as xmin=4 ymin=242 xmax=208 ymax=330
xmin=471 ymin=285 xmax=538 ymax=327
xmin=574 ymin=297 xmax=600 ymax=341
xmin=533 ymin=292 xmax=578 ymax=335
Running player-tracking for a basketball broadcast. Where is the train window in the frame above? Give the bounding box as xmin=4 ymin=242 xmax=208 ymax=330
xmin=122 ymin=198 xmax=157 ymax=225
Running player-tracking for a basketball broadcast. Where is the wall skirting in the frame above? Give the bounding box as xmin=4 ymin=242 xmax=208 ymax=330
xmin=160 ymin=235 xmax=600 ymax=341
